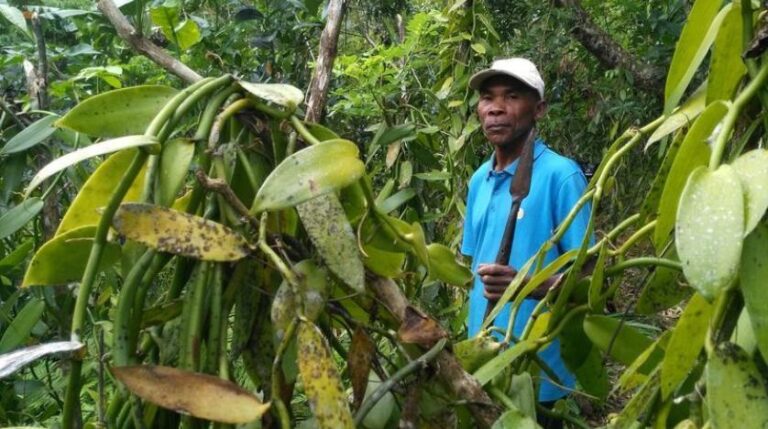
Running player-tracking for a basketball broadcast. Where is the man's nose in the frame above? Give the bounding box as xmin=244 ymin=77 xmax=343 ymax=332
xmin=487 ymin=100 xmax=505 ymax=115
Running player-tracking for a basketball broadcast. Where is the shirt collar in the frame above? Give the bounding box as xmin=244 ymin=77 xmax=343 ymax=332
xmin=487 ymin=138 xmax=546 ymax=178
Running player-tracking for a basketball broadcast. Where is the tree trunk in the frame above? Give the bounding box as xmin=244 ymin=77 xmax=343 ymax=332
xmin=304 ymin=0 xmax=346 ymax=123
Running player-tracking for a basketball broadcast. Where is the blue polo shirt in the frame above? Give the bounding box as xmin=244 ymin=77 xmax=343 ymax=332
xmin=461 ymin=138 xmax=592 ymax=401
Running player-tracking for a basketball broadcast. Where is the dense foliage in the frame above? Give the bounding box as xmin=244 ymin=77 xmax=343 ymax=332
xmin=1 ymin=1 xmax=767 ymax=428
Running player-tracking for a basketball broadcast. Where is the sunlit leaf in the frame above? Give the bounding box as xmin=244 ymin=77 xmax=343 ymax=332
xmin=252 ymin=139 xmax=364 ymax=212
xmin=112 ymin=365 xmax=270 ymax=423
xmin=664 ymin=1 xmax=728 ymax=114
xmin=653 ymin=100 xmax=724 ymax=250
xmin=676 ymin=165 xmax=743 ymax=300
xmin=707 ymin=3 xmax=746 ymax=103
xmin=647 ymin=82 xmax=706 ymax=147
xmin=112 ymin=203 xmax=250 ymax=262
xmin=55 ymin=86 xmax=178 ymax=137
xmin=706 ymin=343 xmax=768 ymax=429
xmin=618 ymin=331 xmax=670 ymax=393
xmin=0 ymin=298 xmax=45 ymax=353
xmin=0 ymin=341 xmax=82 ymax=379
xmin=297 ymin=195 xmax=364 ymax=292
xmin=297 ymin=321 xmax=354 ymax=429
xmin=25 ymin=135 xmax=158 ymax=196
xmin=740 ymin=223 xmax=768 ymax=361
xmin=173 ymin=19 xmax=201 ymax=50
xmin=157 ymin=138 xmax=195 ymax=207
xmin=731 ymin=149 xmax=768 ymax=235
xmin=0 ymin=5 xmax=31 ymax=38
xmin=660 ymin=293 xmax=713 ymax=398
xmin=238 ymin=81 xmax=304 ymax=109
xmin=473 ymin=340 xmax=536 ymax=385
xmin=583 ymin=315 xmax=654 ymax=366
xmin=0 ymin=198 xmax=43 ymax=240
xmin=22 ymin=225 xmax=121 ymax=287
xmin=56 ymin=149 xmax=147 ymax=236
xmin=0 ymin=115 xmax=59 ymax=156
xmin=426 ymin=243 xmax=471 ymax=286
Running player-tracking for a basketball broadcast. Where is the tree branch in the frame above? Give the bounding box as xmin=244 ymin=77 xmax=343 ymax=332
xmin=552 ymin=0 xmax=664 ymax=95
xmin=369 ymin=276 xmax=502 ymax=428
xmin=96 ymin=0 xmax=203 ymax=85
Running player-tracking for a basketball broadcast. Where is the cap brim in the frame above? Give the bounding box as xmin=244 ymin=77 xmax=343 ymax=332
xmin=468 ymin=69 xmax=508 ymax=90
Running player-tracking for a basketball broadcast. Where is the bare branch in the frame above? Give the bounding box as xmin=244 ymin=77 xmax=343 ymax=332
xmin=97 ymin=0 xmax=203 ymax=85
xmin=552 ymin=0 xmax=664 ymax=95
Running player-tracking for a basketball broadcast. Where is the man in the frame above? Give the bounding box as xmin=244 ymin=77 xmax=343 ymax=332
xmin=461 ymin=58 xmax=592 ymax=410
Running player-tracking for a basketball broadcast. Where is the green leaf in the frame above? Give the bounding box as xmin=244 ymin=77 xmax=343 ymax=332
xmin=112 ymin=365 xmax=270 ymax=423
xmin=0 ymin=240 xmax=34 ymax=275
xmin=560 ymin=313 xmax=610 ymax=399
xmin=611 ymin=371 xmax=661 ymax=428
xmin=740 ymin=223 xmax=768 ymax=361
xmin=22 ymin=225 xmax=121 ymax=287
xmin=454 ymin=333 xmax=502 ymax=373
xmin=676 ymin=165 xmax=744 ymax=300
xmin=56 ymin=149 xmax=147 ymax=236
xmin=583 ymin=315 xmax=654 ymax=366
xmin=706 ymin=343 xmax=768 ymax=429
xmin=660 ymin=293 xmax=713 ymax=398
xmin=731 ymin=149 xmax=768 ymax=235
xmin=647 ymin=83 xmax=707 ymax=147
xmin=470 ymin=43 xmax=486 ymax=55
xmin=173 ymin=19 xmax=201 ymax=50
xmin=297 ymin=321 xmax=354 ymax=429
xmin=664 ymin=1 xmax=728 ymax=114
xmin=25 ymin=135 xmax=158 ymax=196
xmin=0 ymin=198 xmax=43 ymax=240
xmin=0 ymin=115 xmax=59 ymax=156
xmin=636 ymin=249 xmax=690 ymax=314
xmin=371 ymin=124 xmax=416 ymax=149
xmin=157 ymin=138 xmax=195 ymax=207
xmin=238 ymin=81 xmax=304 ymax=109
xmin=473 ymin=340 xmax=536 ymax=385
xmin=618 ymin=331 xmax=670 ymax=393
xmin=149 ymin=5 xmax=181 ymax=44
xmin=707 ymin=3 xmax=745 ymax=104
xmin=297 ymin=195 xmax=364 ymax=293
xmin=377 ymin=187 xmax=415 ymax=214
xmin=362 ymin=244 xmax=405 ymax=278
xmin=413 ymin=171 xmax=451 ymax=181
xmin=653 ymin=100 xmax=724 ymax=250
xmin=426 ymin=243 xmax=471 ymax=286
xmin=0 ymin=341 xmax=83 ymax=378
xmin=0 ymin=298 xmax=45 ymax=353
xmin=491 ymin=409 xmax=537 ymax=429
xmin=252 ymin=139 xmax=364 ymax=212
xmin=587 ymin=244 xmax=608 ymax=311
xmin=112 ymin=203 xmax=250 ymax=262
xmin=55 ymin=85 xmax=178 ymax=137
xmin=0 ymin=5 xmax=31 ymax=38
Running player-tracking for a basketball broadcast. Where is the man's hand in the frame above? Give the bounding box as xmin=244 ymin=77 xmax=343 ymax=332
xmin=477 ymin=264 xmax=565 ymax=301
xmin=477 ymin=263 xmax=517 ymax=300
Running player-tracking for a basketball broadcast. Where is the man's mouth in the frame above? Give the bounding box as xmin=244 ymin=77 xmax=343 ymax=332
xmin=485 ymin=124 xmax=509 ymax=132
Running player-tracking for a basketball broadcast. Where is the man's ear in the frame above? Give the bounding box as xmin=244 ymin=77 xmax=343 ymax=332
xmin=534 ymin=99 xmax=548 ymax=121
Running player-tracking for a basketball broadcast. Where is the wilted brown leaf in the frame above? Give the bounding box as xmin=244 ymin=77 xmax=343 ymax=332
xmin=397 ymin=306 xmax=448 ymax=348
xmin=348 ymin=326 xmax=375 ymax=410
xmin=111 ymin=365 xmax=269 ymax=424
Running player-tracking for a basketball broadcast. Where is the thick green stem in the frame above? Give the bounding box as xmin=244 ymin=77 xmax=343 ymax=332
xmin=709 ymin=61 xmax=768 ymax=169
xmin=113 ymin=250 xmax=156 ymax=366
xmin=271 ymin=318 xmax=297 ymax=429
xmin=610 ymin=220 xmax=657 ymax=256
xmin=180 ymin=262 xmax=211 ymax=371
xmin=604 ymin=257 xmax=682 ymax=276
xmin=288 ymin=116 xmax=321 ymax=146
xmin=63 ymin=151 xmax=148 ymax=429
xmin=206 ymin=265 xmax=224 ymax=374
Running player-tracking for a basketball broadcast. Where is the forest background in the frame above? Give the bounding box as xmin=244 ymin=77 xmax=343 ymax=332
xmin=1 ymin=0 xmax=767 ymax=428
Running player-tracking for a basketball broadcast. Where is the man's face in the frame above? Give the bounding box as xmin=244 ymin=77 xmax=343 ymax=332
xmin=476 ymin=76 xmax=546 ymax=149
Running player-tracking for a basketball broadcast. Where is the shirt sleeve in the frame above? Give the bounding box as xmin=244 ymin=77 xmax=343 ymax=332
xmin=555 ymin=170 xmax=594 ymax=253
xmin=461 ymin=179 xmax=477 ymax=257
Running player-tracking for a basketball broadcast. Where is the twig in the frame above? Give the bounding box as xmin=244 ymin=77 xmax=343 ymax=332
xmin=354 ymin=338 xmax=447 ymax=425
xmin=97 ymin=0 xmax=202 ymax=85
xmin=194 ymin=170 xmax=259 ymax=229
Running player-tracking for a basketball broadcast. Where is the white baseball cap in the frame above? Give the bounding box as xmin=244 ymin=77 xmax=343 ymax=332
xmin=468 ymin=57 xmax=545 ymax=99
